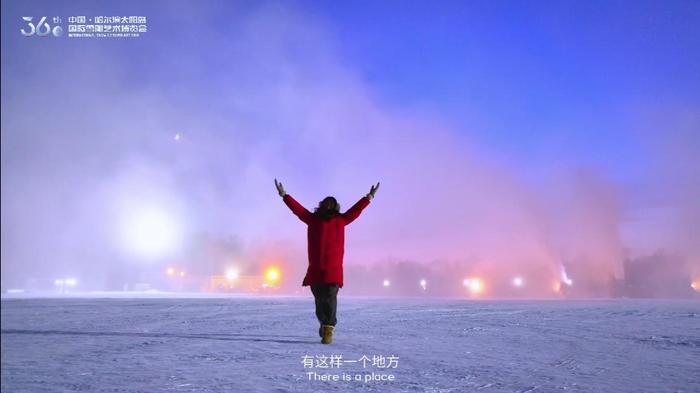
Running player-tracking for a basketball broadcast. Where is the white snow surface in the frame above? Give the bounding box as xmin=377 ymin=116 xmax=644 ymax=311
xmin=2 ymin=297 xmax=699 ymax=393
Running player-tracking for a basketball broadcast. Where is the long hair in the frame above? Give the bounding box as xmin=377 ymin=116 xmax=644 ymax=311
xmin=314 ymin=196 xmax=341 ymax=221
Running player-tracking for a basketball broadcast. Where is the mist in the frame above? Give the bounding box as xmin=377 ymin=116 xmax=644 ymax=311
xmin=1 ymin=1 xmax=698 ymax=298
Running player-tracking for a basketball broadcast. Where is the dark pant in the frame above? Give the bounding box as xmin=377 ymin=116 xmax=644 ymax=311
xmin=311 ymin=284 xmax=339 ymax=326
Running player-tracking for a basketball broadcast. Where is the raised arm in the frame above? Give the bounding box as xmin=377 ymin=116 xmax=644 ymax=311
xmin=341 ymin=182 xmax=379 ymax=225
xmin=283 ymin=194 xmax=313 ymax=224
xmin=275 ymin=179 xmax=313 ymax=224
xmin=341 ymin=197 xmax=370 ymax=225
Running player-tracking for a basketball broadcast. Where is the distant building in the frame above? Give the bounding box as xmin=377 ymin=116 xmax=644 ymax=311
xmin=207 ymin=274 xmax=280 ymax=293
xmin=623 ymin=253 xmax=694 ymax=298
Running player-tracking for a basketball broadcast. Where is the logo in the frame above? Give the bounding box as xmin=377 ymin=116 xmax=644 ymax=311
xmin=21 ymin=16 xmax=63 ymax=37
xmin=20 ymin=15 xmax=147 ymax=38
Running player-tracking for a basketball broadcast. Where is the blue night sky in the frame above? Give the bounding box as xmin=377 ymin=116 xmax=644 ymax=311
xmin=314 ymin=0 xmax=700 ymax=174
xmin=1 ymin=0 xmax=699 ymax=286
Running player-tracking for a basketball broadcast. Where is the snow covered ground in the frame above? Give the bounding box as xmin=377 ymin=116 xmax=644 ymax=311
xmin=2 ymin=296 xmax=699 ymax=392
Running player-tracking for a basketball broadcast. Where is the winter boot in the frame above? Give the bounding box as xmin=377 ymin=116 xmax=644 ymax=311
xmin=320 ymin=325 xmax=334 ymax=344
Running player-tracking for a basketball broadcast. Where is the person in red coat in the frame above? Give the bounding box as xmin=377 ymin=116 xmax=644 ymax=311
xmin=275 ymin=179 xmax=379 ymax=344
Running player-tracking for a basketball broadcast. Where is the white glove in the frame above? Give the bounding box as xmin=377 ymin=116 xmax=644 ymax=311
xmin=366 ymin=182 xmax=380 ymax=200
xmin=274 ymin=178 xmax=287 ymax=197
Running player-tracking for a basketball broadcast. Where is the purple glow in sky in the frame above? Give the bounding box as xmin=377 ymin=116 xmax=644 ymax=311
xmin=1 ymin=0 xmax=698 ymax=295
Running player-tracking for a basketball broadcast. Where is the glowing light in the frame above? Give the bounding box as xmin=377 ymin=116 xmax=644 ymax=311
xmin=692 ymin=282 xmax=699 ymax=292
xmin=54 ymin=278 xmax=76 ymax=289
xmin=166 ymin=267 xmax=175 ymax=276
xmin=174 ymin=133 xmax=181 ymax=141
xmin=469 ymin=278 xmax=484 ymax=294
xmin=383 ymin=279 xmax=391 ymax=287
xmin=553 ymin=281 xmax=562 ymax=292
xmin=179 ymin=271 xmax=186 ymax=277
xmin=265 ymin=267 xmax=281 ymax=284
xmin=560 ymin=266 xmax=573 ymax=286
xmin=419 ymin=279 xmax=427 ymax=290
xmin=120 ymin=205 xmax=182 ymax=260
xmin=512 ymin=276 xmax=524 ymax=288
xmin=226 ymin=268 xmax=239 ymax=281
xmin=463 ymin=279 xmax=471 ymax=287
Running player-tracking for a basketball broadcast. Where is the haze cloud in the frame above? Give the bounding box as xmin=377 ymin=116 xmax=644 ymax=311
xmin=1 ymin=2 xmax=697 ymax=296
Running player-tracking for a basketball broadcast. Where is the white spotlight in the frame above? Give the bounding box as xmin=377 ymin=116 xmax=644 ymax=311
xmin=383 ymin=279 xmax=390 ymax=287
xmin=512 ymin=276 xmax=524 ymax=288
xmin=120 ymin=205 xmax=182 ymax=260
xmin=419 ymin=279 xmax=427 ymax=290
xmin=560 ymin=266 xmax=573 ymax=286
xmin=226 ymin=268 xmax=239 ymax=281
xmin=469 ymin=278 xmax=484 ymax=294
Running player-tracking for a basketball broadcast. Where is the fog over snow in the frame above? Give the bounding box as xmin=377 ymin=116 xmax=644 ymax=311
xmin=1 ymin=1 xmax=699 ymax=297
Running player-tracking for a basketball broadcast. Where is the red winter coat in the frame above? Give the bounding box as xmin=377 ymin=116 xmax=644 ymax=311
xmin=283 ymin=194 xmax=370 ymax=288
